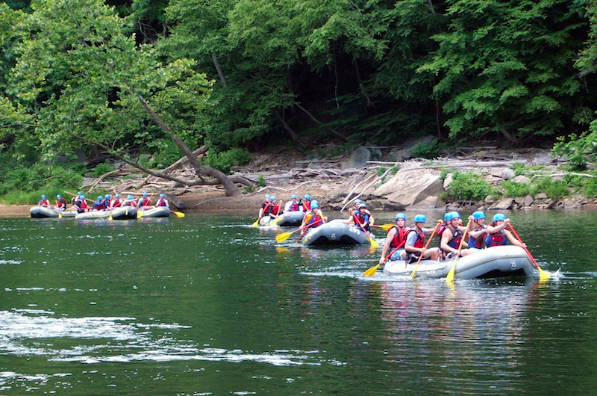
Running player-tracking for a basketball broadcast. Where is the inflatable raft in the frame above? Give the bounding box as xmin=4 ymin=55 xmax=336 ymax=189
xmin=138 ymin=206 xmax=170 ymax=218
xmin=271 ymin=211 xmax=305 ymax=226
xmin=383 ymin=246 xmax=534 ymax=279
xmin=301 ymin=219 xmax=372 ymax=246
xmin=29 ymin=206 xmax=77 ymax=219
xmin=75 ymin=207 xmax=137 ymax=220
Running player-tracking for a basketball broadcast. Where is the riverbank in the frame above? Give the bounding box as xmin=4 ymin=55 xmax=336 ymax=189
xmin=6 ymin=145 xmax=597 ymax=217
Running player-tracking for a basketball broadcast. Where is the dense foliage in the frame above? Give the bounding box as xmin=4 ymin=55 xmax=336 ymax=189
xmin=1 ymin=0 xmax=597 ymax=176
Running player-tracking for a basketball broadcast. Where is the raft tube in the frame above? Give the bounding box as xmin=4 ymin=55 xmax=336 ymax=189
xmin=271 ymin=211 xmax=305 ymax=226
xmin=138 ymin=206 xmax=170 ymax=218
xmin=29 ymin=206 xmax=77 ymax=219
xmin=383 ymin=245 xmax=534 ymax=279
xmin=75 ymin=206 xmax=137 ymax=220
xmin=302 ymin=219 xmax=372 ymax=246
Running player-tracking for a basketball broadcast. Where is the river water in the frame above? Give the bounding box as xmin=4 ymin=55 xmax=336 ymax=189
xmin=0 ymin=210 xmax=595 ymax=395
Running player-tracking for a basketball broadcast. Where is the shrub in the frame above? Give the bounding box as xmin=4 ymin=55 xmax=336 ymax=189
xmin=390 ymin=165 xmax=400 ymax=174
xmin=532 ymin=176 xmax=570 ymax=200
xmin=448 ymin=171 xmax=493 ymax=201
xmin=411 ymin=141 xmax=446 ymax=160
xmin=377 ymin=166 xmax=387 ymax=176
xmin=552 ymin=128 xmax=597 ymax=170
xmin=93 ymin=162 xmax=112 ymax=177
xmin=501 ymin=181 xmax=531 ymax=197
xmin=207 ymin=148 xmax=251 ymax=174
xmin=257 ymin=174 xmax=266 ymax=187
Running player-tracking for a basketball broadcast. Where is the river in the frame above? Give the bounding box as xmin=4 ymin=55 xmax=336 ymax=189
xmin=0 ymin=210 xmax=595 ymax=395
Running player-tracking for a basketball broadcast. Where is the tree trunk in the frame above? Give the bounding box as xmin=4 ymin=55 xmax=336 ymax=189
xmin=273 ymin=109 xmax=308 ymax=148
xmin=212 ymin=52 xmax=227 ymax=87
xmin=499 ymin=125 xmax=520 ymax=144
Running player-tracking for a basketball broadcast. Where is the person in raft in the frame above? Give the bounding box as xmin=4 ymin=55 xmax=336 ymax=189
xmin=346 ymin=203 xmax=373 ymax=232
xmin=39 ymin=195 xmax=51 ymax=207
xmin=379 ymin=213 xmax=410 ymax=264
xmin=404 ymin=214 xmax=441 ymax=263
xmin=439 ymin=211 xmax=473 ymax=259
xmin=466 ymin=211 xmax=489 ymax=250
xmin=55 ymin=194 xmax=67 ymax=211
xmin=299 ymin=200 xmax=326 ymax=238
xmin=257 ymin=195 xmax=271 ymax=220
xmin=301 ymin=194 xmax=312 ymax=212
xmin=93 ymin=196 xmax=106 ymax=211
xmin=484 ymin=213 xmax=525 ymax=248
xmin=73 ymin=195 xmax=89 ymax=213
xmin=284 ymin=195 xmax=301 ymax=212
xmin=122 ymin=195 xmax=137 ymax=207
xmin=108 ymin=194 xmax=122 ymax=209
xmin=138 ymin=192 xmax=153 ymax=208
xmin=268 ymin=196 xmax=282 ymax=219
xmin=156 ymin=193 xmax=169 ymax=208
xmin=71 ymin=191 xmax=83 ymax=206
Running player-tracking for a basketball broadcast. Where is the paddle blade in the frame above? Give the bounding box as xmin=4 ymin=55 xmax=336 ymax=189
xmin=538 ymin=266 xmax=550 ymax=282
xmin=369 ymin=237 xmax=379 ymax=248
xmin=446 ymin=263 xmax=456 ymax=284
xmin=109 ymin=212 xmax=113 ymax=221
xmin=276 ymin=232 xmax=293 ymax=243
xmin=173 ymin=211 xmax=185 ymax=218
xmin=362 ymin=264 xmax=381 ymax=276
xmin=137 ymin=211 xmax=142 ymax=219
xmin=252 ymin=219 xmax=260 ymax=227
xmin=380 ymin=224 xmax=393 ymax=231
xmin=58 ymin=211 xmax=62 ymax=219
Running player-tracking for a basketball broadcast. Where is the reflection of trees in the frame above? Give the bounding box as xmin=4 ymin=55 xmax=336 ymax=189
xmin=375 ymin=280 xmax=541 ymax=393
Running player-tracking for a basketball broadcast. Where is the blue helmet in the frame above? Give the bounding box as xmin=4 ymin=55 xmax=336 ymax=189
xmin=57 ymin=194 xmax=61 ymax=198
xmin=41 ymin=195 xmax=46 ymax=199
xmin=358 ymin=203 xmax=367 ymax=209
xmin=291 ymin=194 xmax=297 ymax=199
xmin=451 ymin=211 xmax=461 ymax=220
xmin=304 ymin=194 xmax=311 ymax=201
xmin=81 ymin=195 xmax=86 ymax=199
xmin=354 ymin=198 xmax=363 ymax=205
xmin=115 ymin=194 xmax=120 ymax=198
xmin=105 ymin=194 xmax=111 ymax=198
xmin=311 ymin=200 xmax=319 ymax=209
xmin=414 ymin=214 xmax=426 ymax=223
xmin=127 ymin=195 xmax=133 ymax=200
xmin=160 ymin=193 xmax=165 ymax=198
xmin=265 ymin=194 xmax=270 ymax=199
xmin=472 ymin=211 xmax=486 ymax=220
xmin=97 ymin=196 xmax=103 ymax=200
xmin=444 ymin=212 xmax=454 ymax=221
xmin=270 ymin=196 xmax=276 ymax=201
xmin=143 ymin=192 xmax=148 ymax=197
xmin=78 ymin=191 xmax=82 ymax=195
xmin=493 ymin=213 xmax=507 ymax=222
xmin=396 ymin=213 xmax=406 ymax=221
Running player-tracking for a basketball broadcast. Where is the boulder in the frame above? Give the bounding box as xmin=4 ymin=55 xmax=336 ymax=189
xmin=411 ymin=195 xmax=440 ymax=209
xmin=514 ymin=196 xmax=525 ymax=205
xmin=443 ymin=173 xmax=454 ymax=191
xmin=485 ymin=195 xmax=496 ymax=204
xmin=531 ymin=152 xmax=554 ymax=166
xmin=372 ymin=166 xmax=443 ymax=208
xmin=492 ymin=168 xmax=515 ymax=180
xmin=387 ymin=135 xmax=437 ymax=162
xmin=523 ymin=195 xmax=534 ymax=206
xmin=490 ymin=198 xmax=514 ymax=210
xmin=341 ymin=146 xmax=371 ymax=169
xmin=511 ymin=175 xmax=531 ymax=184
xmin=535 ymin=193 xmax=548 ymax=199
xmin=367 ymin=147 xmax=383 ymax=160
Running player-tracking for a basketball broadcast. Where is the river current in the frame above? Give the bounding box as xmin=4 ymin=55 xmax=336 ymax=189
xmin=0 ymin=210 xmax=595 ymax=395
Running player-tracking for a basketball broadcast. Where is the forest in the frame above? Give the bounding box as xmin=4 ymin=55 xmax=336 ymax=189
xmin=1 ymin=0 xmax=597 ymax=201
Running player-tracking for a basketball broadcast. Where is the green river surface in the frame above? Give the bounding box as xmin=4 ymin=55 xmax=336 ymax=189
xmin=0 ymin=210 xmax=596 ymax=395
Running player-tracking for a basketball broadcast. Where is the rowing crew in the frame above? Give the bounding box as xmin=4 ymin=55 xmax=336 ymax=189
xmin=379 ymin=211 xmax=525 ymax=266
xmin=40 ymin=192 xmax=169 ymax=213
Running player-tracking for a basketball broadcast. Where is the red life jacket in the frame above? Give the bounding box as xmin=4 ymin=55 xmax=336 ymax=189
xmin=39 ymin=199 xmax=50 ymax=207
xmin=111 ymin=199 xmax=122 ymax=208
xmin=446 ymin=226 xmax=462 ymax=249
xmin=157 ymin=198 xmax=167 ymax=207
xmin=485 ymin=230 xmax=507 ymax=247
xmin=390 ymin=226 xmax=410 ymax=249
xmin=56 ymin=198 xmax=66 ymax=209
xmin=139 ymin=198 xmax=152 ymax=207
xmin=469 ymin=225 xmax=487 ymax=248
xmin=261 ymin=202 xmax=271 ymax=215
xmin=272 ymin=204 xmax=280 ymax=215
xmin=289 ymin=202 xmax=299 ymax=211
xmin=307 ymin=212 xmax=322 ymax=229
xmin=303 ymin=201 xmax=311 ymax=211
xmin=408 ymin=229 xmax=426 ymax=248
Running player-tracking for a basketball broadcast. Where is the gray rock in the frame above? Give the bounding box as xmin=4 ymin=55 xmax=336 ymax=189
xmin=367 ymin=147 xmax=383 ymax=160
xmin=514 ymin=196 xmax=526 ymax=205
xmin=341 ymin=146 xmax=371 ymax=169
xmin=388 ymin=147 xmax=410 ymax=162
xmin=443 ymin=173 xmax=454 ymax=191
xmin=490 ymin=198 xmax=513 ymax=210
xmin=532 ymin=153 xmax=554 ymax=166
xmin=535 ymin=193 xmax=548 ymax=199
xmin=511 ymin=175 xmax=531 ymax=184
xmin=562 ymin=198 xmax=582 ymax=209
xmin=372 ymin=167 xmax=443 ymax=208
xmin=524 ymin=195 xmax=534 ymax=206
xmin=411 ymin=196 xmax=439 ymax=209
xmin=388 ymin=136 xmax=438 ymax=162
xmin=500 ymin=168 xmax=516 ymax=180
xmin=485 ymin=195 xmax=496 ymax=204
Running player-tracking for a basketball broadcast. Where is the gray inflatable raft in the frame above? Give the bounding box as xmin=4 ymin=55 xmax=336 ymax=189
xmin=29 ymin=206 xmax=77 ymax=219
xmin=138 ymin=206 xmax=170 ymax=218
xmin=75 ymin=206 xmax=137 ymax=220
xmin=260 ymin=211 xmax=305 ymax=226
xmin=302 ymin=219 xmax=372 ymax=246
xmin=383 ymin=245 xmax=534 ymax=279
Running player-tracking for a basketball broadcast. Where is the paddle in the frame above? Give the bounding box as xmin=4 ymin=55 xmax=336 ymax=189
xmin=372 ymin=224 xmax=394 ymax=231
xmin=252 ymin=202 xmax=271 ymax=227
xmin=507 ymin=224 xmax=549 ymax=281
xmin=410 ymin=221 xmax=442 ymax=279
xmin=362 ymin=240 xmax=406 ymax=276
xmin=171 ymin=209 xmax=185 ymax=218
xmin=275 ymin=218 xmax=323 ymax=243
xmin=353 ymin=213 xmax=379 ymax=248
xmin=446 ymin=218 xmax=471 ymax=284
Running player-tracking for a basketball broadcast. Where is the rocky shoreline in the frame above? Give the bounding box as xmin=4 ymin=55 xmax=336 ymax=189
xmin=5 ymin=145 xmax=596 ymax=217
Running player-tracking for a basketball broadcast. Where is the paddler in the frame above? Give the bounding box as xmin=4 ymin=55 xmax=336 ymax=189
xmin=297 ymin=200 xmax=326 ymax=241
xmin=484 ymin=213 xmax=525 ymax=248
xmin=467 ymin=211 xmax=488 ymax=250
xmin=378 ymin=213 xmax=410 ymax=264
xmin=55 ymin=194 xmax=67 ymax=211
xmin=138 ymin=192 xmax=153 ymax=208
xmin=93 ymin=196 xmax=106 ymax=211
xmin=404 ymin=214 xmax=441 ymax=263
xmin=269 ymin=196 xmax=282 ymax=218
xmin=39 ymin=195 xmax=51 ymax=207
xmin=284 ymin=195 xmax=301 ymax=212
xmin=156 ymin=194 xmax=169 ymax=208
xmin=73 ymin=195 xmax=89 ymax=213
xmin=345 ymin=203 xmax=373 ymax=232
xmin=123 ymin=194 xmax=137 ymax=207
xmin=257 ymin=195 xmax=271 ymax=221
xmin=439 ymin=211 xmax=473 ymax=259
xmin=301 ymin=194 xmax=312 ymax=212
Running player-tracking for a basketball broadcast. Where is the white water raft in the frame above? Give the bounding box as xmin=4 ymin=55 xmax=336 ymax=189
xmin=29 ymin=206 xmax=76 ymax=219
xmin=75 ymin=207 xmax=137 ymax=220
xmin=383 ymin=245 xmax=534 ymax=279
xmin=259 ymin=211 xmax=305 ymax=227
xmin=301 ymin=220 xmax=372 ymax=246
xmin=138 ymin=206 xmax=170 ymax=218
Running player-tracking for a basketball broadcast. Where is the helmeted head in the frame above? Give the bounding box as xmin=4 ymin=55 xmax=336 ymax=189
xmin=115 ymin=194 xmax=120 ymax=198
xmin=354 ymin=199 xmax=363 ymax=207
xmin=160 ymin=193 xmax=165 ymax=198
xmin=493 ymin=213 xmax=506 ymax=222
xmin=265 ymin=194 xmax=270 ymax=200
xmin=414 ymin=214 xmax=426 ymax=224
xmin=41 ymin=195 xmax=46 ymax=199
xmin=105 ymin=194 xmax=111 ymax=199
xmin=97 ymin=196 xmax=103 ymax=200
xmin=78 ymin=191 xmax=82 ymax=195
xmin=472 ymin=211 xmax=486 ymax=221
xmin=395 ymin=213 xmax=406 ymax=222
xmin=444 ymin=212 xmax=452 ymax=222
xmin=304 ymin=194 xmax=311 ymax=201
xmin=143 ymin=192 xmax=148 ymax=197
xmin=127 ymin=195 xmax=133 ymax=200
xmin=311 ymin=200 xmax=319 ymax=209
xmin=270 ymin=196 xmax=276 ymax=202
xmin=291 ymin=194 xmax=297 ymax=200
xmin=81 ymin=195 xmax=86 ymax=199
xmin=57 ymin=195 xmax=61 ymax=199
xmin=358 ymin=203 xmax=367 ymax=210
